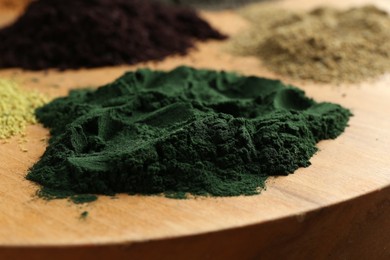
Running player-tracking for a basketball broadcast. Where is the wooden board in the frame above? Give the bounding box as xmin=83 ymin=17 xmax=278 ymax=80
xmin=0 ymin=0 xmax=389 ymax=258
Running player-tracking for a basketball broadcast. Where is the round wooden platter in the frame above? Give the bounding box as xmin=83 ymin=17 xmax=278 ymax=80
xmin=0 ymin=0 xmax=390 ymax=259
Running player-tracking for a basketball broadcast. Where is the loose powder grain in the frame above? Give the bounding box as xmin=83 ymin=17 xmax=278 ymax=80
xmin=228 ymin=5 xmax=390 ymax=84
xmin=0 ymin=79 xmax=47 ymax=139
xmin=27 ymin=66 xmax=351 ymax=201
xmin=0 ymin=0 xmax=226 ymax=70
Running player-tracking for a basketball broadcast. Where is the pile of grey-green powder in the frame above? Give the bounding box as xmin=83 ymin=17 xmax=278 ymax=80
xmin=228 ymin=5 xmax=390 ymax=84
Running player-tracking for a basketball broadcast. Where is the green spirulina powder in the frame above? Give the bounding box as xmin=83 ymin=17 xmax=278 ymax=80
xmin=28 ymin=66 xmax=351 ymax=202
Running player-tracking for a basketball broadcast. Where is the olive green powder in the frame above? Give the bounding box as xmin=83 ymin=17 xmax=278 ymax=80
xmin=27 ymin=66 xmax=351 ymax=200
xmin=228 ymin=5 xmax=390 ymax=84
xmin=0 ymin=79 xmax=47 ymax=140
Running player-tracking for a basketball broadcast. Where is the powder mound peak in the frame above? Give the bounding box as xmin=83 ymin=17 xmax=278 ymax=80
xmin=28 ymin=66 xmax=351 ymax=199
xmin=0 ymin=0 xmax=226 ymax=70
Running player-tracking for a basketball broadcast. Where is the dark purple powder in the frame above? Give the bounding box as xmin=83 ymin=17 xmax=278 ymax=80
xmin=0 ymin=0 xmax=226 ymax=70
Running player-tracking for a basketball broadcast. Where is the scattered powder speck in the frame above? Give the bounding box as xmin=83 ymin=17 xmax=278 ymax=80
xmin=80 ymin=211 xmax=89 ymax=220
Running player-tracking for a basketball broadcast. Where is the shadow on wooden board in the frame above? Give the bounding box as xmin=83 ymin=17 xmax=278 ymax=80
xmin=1 ymin=184 xmax=389 ymax=260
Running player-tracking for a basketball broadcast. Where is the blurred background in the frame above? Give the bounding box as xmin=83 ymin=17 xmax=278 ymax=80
xmin=0 ymin=0 xmax=30 ymax=9
xmin=156 ymin=0 xmax=269 ymax=9
xmin=0 ymin=0 xmax=269 ymax=11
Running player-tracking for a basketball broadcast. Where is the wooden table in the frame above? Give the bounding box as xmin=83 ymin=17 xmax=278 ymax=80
xmin=0 ymin=0 xmax=389 ymax=259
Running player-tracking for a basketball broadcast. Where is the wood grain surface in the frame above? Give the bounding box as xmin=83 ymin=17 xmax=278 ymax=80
xmin=0 ymin=0 xmax=389 ymax=259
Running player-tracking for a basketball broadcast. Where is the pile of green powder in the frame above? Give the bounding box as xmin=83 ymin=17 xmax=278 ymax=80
xmin=27 ymin=66 xmax=351 ymax=201
xmin=228 ymin=5 xmax=390 ymax=84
